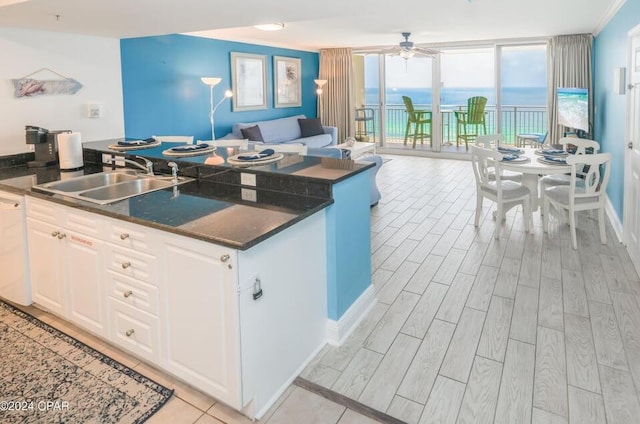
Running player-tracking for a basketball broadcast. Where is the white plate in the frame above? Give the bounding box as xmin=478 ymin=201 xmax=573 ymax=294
xmin=537 ymin=157 xmax=568 ymax=165
xmin=534 ymin=150 xmax=568 ymax=157
xmin=500 ymin=156 xmax=530 ymax=163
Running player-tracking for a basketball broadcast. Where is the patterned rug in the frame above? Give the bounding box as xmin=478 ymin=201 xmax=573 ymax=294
xmin=0 ymin=300 xmax=173 ymax=423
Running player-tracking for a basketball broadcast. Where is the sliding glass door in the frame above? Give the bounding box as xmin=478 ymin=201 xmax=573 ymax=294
xmin=353 ymin=42 xmax=547 ymax=152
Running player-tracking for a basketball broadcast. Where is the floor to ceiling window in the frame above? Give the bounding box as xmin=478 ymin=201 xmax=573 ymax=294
xmin=440 ymin=47 xmax=495 ymax=151
xmin=353 ymin=41 xmax=547 ymax=153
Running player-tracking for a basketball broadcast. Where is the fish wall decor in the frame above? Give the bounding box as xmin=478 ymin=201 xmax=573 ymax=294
xmin=12 ymin=77 xmax=83 ymax=98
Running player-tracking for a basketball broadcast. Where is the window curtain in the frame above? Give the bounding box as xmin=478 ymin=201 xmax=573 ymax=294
xmin=547 ymin=34 xmax=593 ymax=144
xmin=318 ymin=48 xmax=354 ymax=141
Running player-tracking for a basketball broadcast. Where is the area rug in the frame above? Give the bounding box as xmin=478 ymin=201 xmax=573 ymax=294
xmin=0 ymin=300 xmax=173 ymax=423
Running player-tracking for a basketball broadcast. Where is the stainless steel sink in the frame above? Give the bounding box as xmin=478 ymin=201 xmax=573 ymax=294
xmin=33 ymin=170 xmax=192 ymax=205
xmin=38 ymin=170 xmax=139 ymax=192
xmin=79 ymin=178 xmax=176 ymax=203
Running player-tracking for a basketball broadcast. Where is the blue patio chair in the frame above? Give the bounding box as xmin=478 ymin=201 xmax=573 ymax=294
xmin=516 ymin=131 xmax=547 ymax=148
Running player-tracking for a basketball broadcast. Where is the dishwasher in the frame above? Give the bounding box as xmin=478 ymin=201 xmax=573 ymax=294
xmin=0 ymin=190 xmax=31 ymax=305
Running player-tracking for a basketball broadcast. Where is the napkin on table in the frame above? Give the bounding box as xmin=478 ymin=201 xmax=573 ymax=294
xmin=237 ymin=148 xmax=275 ymax=161
xmin=117 ymin=137 xmax=156 ymax=146
xmin=543 ymin=155 xmax=567 ymax=164
xmin=169 ymin=143 xmax=210 ymax=152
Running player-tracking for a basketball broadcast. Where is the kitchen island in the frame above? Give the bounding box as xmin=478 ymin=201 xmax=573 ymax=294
xmin=0 ymin=141 xmax=375 ymax=419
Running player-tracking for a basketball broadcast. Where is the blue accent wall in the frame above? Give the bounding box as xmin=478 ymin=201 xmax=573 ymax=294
xmin=325 ymin=170 xmax=372 ymax=320
xmin=120 ymin=34 xmax=319 ymax=140
xmin=594 ymin=1 xmax=640 ymax=220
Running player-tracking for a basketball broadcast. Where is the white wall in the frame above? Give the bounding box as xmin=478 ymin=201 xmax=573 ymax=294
xmin=0 ymin=27 xmax=124 ymax=155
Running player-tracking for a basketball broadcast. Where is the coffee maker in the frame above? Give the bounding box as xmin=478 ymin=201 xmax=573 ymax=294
xmin=25 ymin=126 xmax=70 ymax=167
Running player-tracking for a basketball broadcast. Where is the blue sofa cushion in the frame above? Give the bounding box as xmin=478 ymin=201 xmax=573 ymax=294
xmin=229 ymin=114 xmax=337 ymax=146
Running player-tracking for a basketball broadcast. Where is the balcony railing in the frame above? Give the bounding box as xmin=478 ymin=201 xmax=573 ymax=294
xmin=357 ymin=104 xmax=547 ymax=146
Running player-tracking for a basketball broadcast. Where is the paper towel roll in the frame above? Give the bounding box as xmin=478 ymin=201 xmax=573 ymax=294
xmin=58 ymin=132 xmax=84 ymax=170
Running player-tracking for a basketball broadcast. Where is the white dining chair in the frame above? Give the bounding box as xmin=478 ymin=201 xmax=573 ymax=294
xmin=542 ymin=152 xmax=611 ymax=250
xmin=539 ymin=137 xmax=600 ymax=205
xmin=255 ymin=143 xmax=307 ymax=155
xmin=475 ymin=134 xmax=503 ymax=148
xmin=471 ymin=145 xmax=531 ymax=239
xmin=475 ymin=134 xmax=522 ymax=183
xmin=152 ymin=135 xmax=194 ymax=144
xmin=209 ymin=139 xmax=249 ymax=149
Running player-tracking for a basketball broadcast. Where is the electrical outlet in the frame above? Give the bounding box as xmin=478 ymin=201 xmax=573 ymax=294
xmin=240 ymin=173 xmax=256 ymax=186
xmin=241 ymin=188 xmax=257 ymax=202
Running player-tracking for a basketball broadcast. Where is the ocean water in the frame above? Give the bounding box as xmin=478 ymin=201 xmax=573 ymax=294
xmin=366 ymin=87 xmax=547 ymax=107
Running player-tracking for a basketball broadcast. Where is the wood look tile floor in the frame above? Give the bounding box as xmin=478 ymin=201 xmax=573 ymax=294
xmin=302 ymin=154 xmax=640 ymax=424
xmin=14 ymin=154 xmax=640 ymax=424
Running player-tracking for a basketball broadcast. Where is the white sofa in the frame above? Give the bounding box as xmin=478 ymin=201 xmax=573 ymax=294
xmin=227 ymin=114 xmax=337 ymax=149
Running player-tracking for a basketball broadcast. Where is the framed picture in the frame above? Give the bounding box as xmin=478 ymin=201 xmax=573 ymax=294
xmin=231 ymin=52 xmax=267 ymax=111
xmin=274 ymin=56 xmax=302 ymax=108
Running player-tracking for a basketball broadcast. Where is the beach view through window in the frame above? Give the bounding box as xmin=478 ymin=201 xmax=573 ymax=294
xmin=360 ymin=44 xmax=547 ymax=148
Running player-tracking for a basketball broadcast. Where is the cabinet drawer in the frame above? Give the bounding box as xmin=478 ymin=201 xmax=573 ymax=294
xmin=106 ymin=220 xmax=156 ymax=254
xmin=105 ymin=245 xmax=157 ymax=285
xmin=106 ymin=271 xmax=159 ymax=316
xmin=109 ymin=299 xmax=159 ymax=363
xmin=26 ymin=197 xmax=59 ymax=224
xmin=65 ymin=209 xmax=102 ymax=238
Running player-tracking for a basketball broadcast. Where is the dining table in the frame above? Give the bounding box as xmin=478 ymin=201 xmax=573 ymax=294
xmin=496 ymin=147 xmax=571 ymax=212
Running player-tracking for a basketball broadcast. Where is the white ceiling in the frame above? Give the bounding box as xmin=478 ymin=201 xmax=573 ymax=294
xmin=0 ymin=0 xmax=620 ymax=51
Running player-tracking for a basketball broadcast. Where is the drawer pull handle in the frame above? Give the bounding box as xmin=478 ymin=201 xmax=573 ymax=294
xmin=120 ymin=233 xmax=130 ymax=240
xmin=57 ymin=233 xmax=66 ymax=239
xmin=220 ymin=254 xmax=230 ymax=262
xmin=125 ymin=329 xmax=135 ymax=337
xmin=122 ymin=262 xmax=131 ymax=269
xmin=123 ymin=290 xmax=133 ymax=298
xmin=51 ymin=231 xmax=59 ymax=237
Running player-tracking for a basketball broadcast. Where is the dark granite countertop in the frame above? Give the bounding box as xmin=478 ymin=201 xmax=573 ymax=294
xmin=0 ymin=139 xmax=373 ymax=249
xmin=84 ymin=138 xmax=373 ymax=184
xmin=0 ymin=161 xmax=332 ymax=250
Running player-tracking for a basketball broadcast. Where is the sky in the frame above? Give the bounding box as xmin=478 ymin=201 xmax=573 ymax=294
xmin=364 ymin=44 xmax=547 ymax=89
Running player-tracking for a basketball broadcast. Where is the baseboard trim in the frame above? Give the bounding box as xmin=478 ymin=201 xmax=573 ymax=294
xmin=605 ymin=195 xmax=624 ymax=244
xmin=326 ymin=285 xmax=377 ymax=346
xmin=252 ymin=339 xmax=327 ymax=419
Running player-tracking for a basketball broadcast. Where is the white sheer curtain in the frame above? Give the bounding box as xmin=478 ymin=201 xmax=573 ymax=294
xmin=547 ymin=34 xmax=593 ymax=144
xmin=318 ymin=48 xmax=354 ymax=142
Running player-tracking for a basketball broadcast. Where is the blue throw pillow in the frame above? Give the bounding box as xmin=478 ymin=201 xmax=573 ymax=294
xmin=298 ymin=118 xmax=324 ymax=138
xmin=241 ymin=125 xmax=264 ymax=142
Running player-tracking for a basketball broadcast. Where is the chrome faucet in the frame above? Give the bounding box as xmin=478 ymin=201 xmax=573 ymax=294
xmin=167 ymin=162 xmax=179 ymax=183
xmin=113 ymin=156 xmax=154 ymax=175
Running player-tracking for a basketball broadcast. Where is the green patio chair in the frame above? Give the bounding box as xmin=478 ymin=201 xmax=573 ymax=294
xmin=455 ymin=96 xmax=488 ymax=151
xmin=402 ymin=96 xmax=432 ymax=148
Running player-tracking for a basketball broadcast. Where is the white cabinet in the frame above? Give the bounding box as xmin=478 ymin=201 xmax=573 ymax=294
xmin=158 ymin=233 xmax=242 ymax=409
xmin=24 ymin=195 xmax=328 ymax=420
xmin=26 ymin=217 xmax=65 ymax=315
xmin=65 ymin=230 xmax=104 ymax=335
xmin=26 ymin=198 xmax=106 ymax=336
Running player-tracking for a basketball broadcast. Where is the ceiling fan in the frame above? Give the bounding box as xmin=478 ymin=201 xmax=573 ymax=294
xmin=382 ymin=32 xmax=440 ymax=60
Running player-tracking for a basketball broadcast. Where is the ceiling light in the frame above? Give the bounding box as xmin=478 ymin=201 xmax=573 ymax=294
xmin=254 ymin=23 xmax=285 ymax=31
xmin=400 ymin=49 xmax=415 ymax=59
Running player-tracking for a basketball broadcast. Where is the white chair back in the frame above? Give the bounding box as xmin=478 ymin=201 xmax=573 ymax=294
xmin=475 ymin=134 xmax=503 ymax=149
xmin=152 ymin=135 xmax=194 ymax=144
xmin=256 ymin=143 xmax=308 ymax=155
xmin=566 ymin=152 xmax=611 ymax=200
xmin=211 ymin=139 xmax=249 ymax=149
xmin=559 ymin=137 xmax=600 ymax=154
xmin=471 ymin=145 xmax=530 ymax=239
